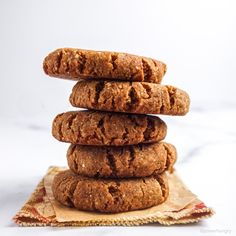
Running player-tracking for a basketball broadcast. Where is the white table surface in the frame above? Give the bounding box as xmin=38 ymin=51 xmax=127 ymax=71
xmin=0 ymin=102 xmax=235 ymax=236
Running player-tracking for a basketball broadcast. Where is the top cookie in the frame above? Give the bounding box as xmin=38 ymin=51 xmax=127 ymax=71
xmin=43 ymin=48 xmax=166 ymax=83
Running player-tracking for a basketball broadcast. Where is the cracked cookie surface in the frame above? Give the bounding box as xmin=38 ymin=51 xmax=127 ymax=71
xmin=43 ymin=48 xmax=166 ymax=83
xmin=52 ymin=170 xmax=168 ymax=213
xmin=67 ymin=142 xmax=177 ymax=178
xmin=52 ymin=110 xmax=167 ymax=146
xmin=70 ymin=80 xmax=190 ymax=115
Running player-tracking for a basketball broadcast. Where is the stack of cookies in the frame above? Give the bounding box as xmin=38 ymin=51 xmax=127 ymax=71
xmin=43 ymin=48 xmax=190 ymax=213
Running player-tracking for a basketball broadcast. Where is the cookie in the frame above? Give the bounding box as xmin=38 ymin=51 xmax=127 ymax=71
xmin=67 ymin=142 xmax=177 ymax=178
xmin=52 ymin=110 xmax=167 ymax=146
xmin=70 ymin=80 xmax=190 ymax=115
xmin=52 ymin=170 xmax=168 ymax=213
xmin=43 ymin=48 xmax=166 ymax=83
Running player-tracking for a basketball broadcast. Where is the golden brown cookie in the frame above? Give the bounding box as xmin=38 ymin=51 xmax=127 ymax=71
xmin=43 ymin=48 xmax=166 ymax=83
xmin=70 ymin=80 xmax=190 ymax=115
xmin=52 ymin=170 xmax=168 ymax=213
xmin=67 ymin=142 xmax=177 ymax=178
xmin=52 ymin=110 xmax=167 ymax=146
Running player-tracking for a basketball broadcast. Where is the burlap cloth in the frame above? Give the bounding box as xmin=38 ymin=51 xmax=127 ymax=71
xmin=13 ymin=166 xmax=214 ymax=226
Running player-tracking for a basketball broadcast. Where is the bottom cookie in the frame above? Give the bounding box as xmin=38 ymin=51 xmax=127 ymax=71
xmin=52 ymin=170 xmax=169 ymax=213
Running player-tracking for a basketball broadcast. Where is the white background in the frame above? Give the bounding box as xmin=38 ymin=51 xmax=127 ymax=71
xmin=0 ymin=0 xmax=236 ymax=236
